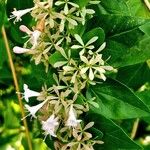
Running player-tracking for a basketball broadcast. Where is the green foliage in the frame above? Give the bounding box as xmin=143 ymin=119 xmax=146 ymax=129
xmin=1 ymin=0 xmax=150 ymax=149
xmin=87 ymin=113 xmax=142 ymax=149
xmin=87 ymin=78 xmax=150 ymax=119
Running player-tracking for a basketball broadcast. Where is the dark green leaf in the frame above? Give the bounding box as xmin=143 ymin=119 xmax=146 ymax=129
xmin=83 ymin=27 xmax=105 ymax=48
xmin=86 ymin=113 xmax=142 ymax=150
xmin=21 ymin=63 xmax=56 ymax=89
xmin=0 ymin=38 xmax=8 ymax=69
xmin=0 ymin=0 xmax=5 ymax=29
xmin=49 ymin=51 xmax=67 ymax=67
xmin=126 ymin=0 xmax=150 ymax=19
xmin=104 ymin=35 xmax=150 ymax=68
xmin=99 ymin=0 xmax=130 ymax=15
xmin=116 ymin=62 xmax=150 ymax=89
xmin=88 ymin=78 xmax=150 ymax=119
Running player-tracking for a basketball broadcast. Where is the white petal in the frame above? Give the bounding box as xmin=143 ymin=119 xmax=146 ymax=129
xmin=96 ymin=42 xmax=106 ymax=53
xmin=101 ymin=66 xmax=114 ymax=71
xmin=64 ymin=3 xmax=69 ymax=15
xmin=67 ymin=18 xmax=78 ymax=26
xmin=19 ymin=25 xmax=32 ymax=35
xmin=54 ymin=61 xmax=67 ymax=68
xmin=25 ymin=100 xmax=47 ymax=118
xmin=86 ymin=9 xmax=95 ymax=14
xmin=100 ymin=73 xmax=106 ymax=81
xmin=71 ymin=71 xmax=78 ymax=83
xmin=55 ymin=1 xmax=65 ymax=6
xmin=63 ymin=66 xmax=75 ymax=72
xmin=80 ymin=67 xmax=89 ymax=74
xmin=74 ymin=34 xmax=84 ymax=46
xmin=86 ymin=45 xmax=95 ymax=50
xmin=86 ymin=36 xmax=98 ymax=46
xmin=13 ymin=46 xmax=30 ymax=54
xmin=68 ymin=2 xmax=79 ymax=8
xmin=80 ymin=55 xmax=89 ymax=64
xmin=89 ymin=68 xmax=94 ymax=80
xmin=71 ymin=45 xmax=82 ymax=49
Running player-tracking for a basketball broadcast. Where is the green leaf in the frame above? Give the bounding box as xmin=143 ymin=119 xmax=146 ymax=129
xmin=0 ymin=38 xmax=8 ymax=69
xmin=106 ymin=35 xmax=150 ymax=68
xmin=87 ymin=1 xmax=150 ymax=68
xmin=21 ymin=63 xmax=56 ymax=89
xmin=49 ymin=51 xmax=67 ymax=67
xmin=89 ymin=127 xmax=103 ymax=140
xmin=137 ymin=90 xmax=150 ymax=108
xmin=88 ymin=15 xmax=147 ymax=46
xmin=83 ymin=27 xmax=105 ymax=48
xmin=73 ymin=0 xmax=90 ymax=8
xmin=98 ymin=0 xmax=130 ymax=15
xmin=4 ymin=101 xmax=20 ymax=128
xmin=0 ymin=0 xmax=5 ymax=29
xmin=137 ymin=90 xmax=150 ymax=124
xmin=140 ymin=22 xmax=150 ymax=36
xmin=116 ymin=62 xmax=150 ymax=89
xmin=69 ymin=23 xmax=85 ymax=36
xmin=88 ymin=78 xmax=150 ymax=119
xmin=86 ymin=113 xmax=142 ymax=150
xmin=126 ymin=0 xmax=150 ymax=19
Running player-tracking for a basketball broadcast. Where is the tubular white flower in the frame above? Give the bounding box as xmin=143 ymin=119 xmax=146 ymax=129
xmin=13 ymin=46 xmax=30 ymax=54
xmin=23 ymin=84 xmax=40 ymax=102
xmin=42 ymin=114 xmax=59 ymax=137
xmin=9 ymin=8 xmax=34 ymax=23
xmin=66 ymin=105 xmax=81 ymax=127
xmin=25 ymin=99 xmax=48 ymax=119
xmin=30 ymin=30 xmax=41 ymax=49
xmin=19 ymin=25 xmax=33 ymax=35
xmin=13 ymin=27 xmax=41 ymax=53
xmin=20 ymin=25 xmax=41 ymax=49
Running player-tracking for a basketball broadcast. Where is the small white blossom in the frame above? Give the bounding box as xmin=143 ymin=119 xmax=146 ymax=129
xmin=66 ymin=105 xmax=81 ymax=127
xmin=42 ymin=114 xmax=59 ymax=137
xmin=13 ymin=26 xmax=41 ymax=54
xmin=23 ymin=84 xmax=40 ymax=102
xmin=13 ymin=46 xmax=30 ymax=54
xmin=80 ymin=52 xmax=114 ymax=81
xmin=24 ymin=99 xmax=48 ymax=119
xmin=20 ymin=25 xmax=41 ymax=49
xmin=55 ymin=0 xmax=79 ymax=15
xmin=71 ymin=34 xmax=98 ymax=55
xmin=9 ymin=8 xmax=34 ymax=23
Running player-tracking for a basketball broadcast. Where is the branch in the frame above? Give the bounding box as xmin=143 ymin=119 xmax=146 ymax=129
xmin=131 ymin=118 xmax=140 ymax=139
xmin=144 ymin=0 xmax=150 ymax=10
xmin=1 ymin=26 xmax=33 ymax=150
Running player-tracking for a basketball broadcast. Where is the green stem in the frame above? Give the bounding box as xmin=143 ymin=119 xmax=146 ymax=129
xmin=131 ymin=118 xmax=139 ymax=139
xmin=144 ymin=0 xmax=150 ymax=10
xmin=2 ymin=26 xmax=33 ymax=150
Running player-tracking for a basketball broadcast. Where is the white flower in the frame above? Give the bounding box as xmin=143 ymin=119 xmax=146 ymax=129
xmin=23 ymin=84 xmax=40 ymax=102
xmin=13 ymin=26 xmax=41 ymax=54
xmin=13 ymin=46 xmax=30 ymax=54
xmin=80 ymin=52 xmax=114 ymax=81
xmin=55 ymin=0 xmax=79 ymax=15
xmin=66 ymin=105 xmax=81 ymax=127
xmin=42 ymin=114 xmax=59 ymax=137
xmin=24 ymin=99 xmax=48 ymax=119
xmin=76 ymin=7 xmax=95 ymax=25
xmin=9 ymin=8 xmax=34 ymax=23
xmin=20 ymin=25 xmax=41 ymax=49
xmin=71 ymin=34 xmax=98 ymax=55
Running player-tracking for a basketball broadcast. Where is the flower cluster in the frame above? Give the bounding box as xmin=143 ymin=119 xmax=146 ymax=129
xmin=10 ymin=0 xmax=115 ymax=149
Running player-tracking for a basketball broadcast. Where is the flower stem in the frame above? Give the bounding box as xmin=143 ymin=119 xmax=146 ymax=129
xmin=1 ymin=26 xmax=33 ymax=150
xmin=144 ymin=0 xmax=150 ymax=10
xmin=131 ymin=118 xmax=139 ymax=139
